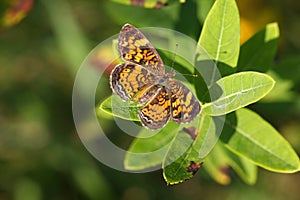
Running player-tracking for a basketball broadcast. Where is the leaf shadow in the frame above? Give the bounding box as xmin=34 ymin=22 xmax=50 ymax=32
xmin=194 ymin=59 xmax=236 ymax=104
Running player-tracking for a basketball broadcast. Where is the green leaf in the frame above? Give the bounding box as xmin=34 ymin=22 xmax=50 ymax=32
xmin=163 ymin=115 xmax=203 ymax=185
xmin=163 ymin=113 xmax=223 ymax=184
xmin=124 ymin=122 xmax=179 ymax=170
xmin=198 ymin=0 xmax=240 ymax=68
xmin=202 ymin=72 xmax=275 ymax=116
xmin=237 ymin=22 xmax=280 ymax=72
xmin=220 ymin=108 xmax=300 ymax=173
xmin=98 ymin=95 xmax=140 ymax=121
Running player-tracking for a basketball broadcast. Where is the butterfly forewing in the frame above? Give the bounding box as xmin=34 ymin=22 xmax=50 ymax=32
xmin=110 ymin=63 xmax=155 ymax=102
xmin=118 ymin=24 xmax=165 ymax=74
xmin=110 ymin=23 xmax=201 ymax=130
xmin=169 ymin=80 xmax=201 ymax=123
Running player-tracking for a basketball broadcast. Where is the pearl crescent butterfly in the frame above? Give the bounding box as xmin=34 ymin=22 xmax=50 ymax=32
xmin=110 ymin=24 xmax=201 ymax=130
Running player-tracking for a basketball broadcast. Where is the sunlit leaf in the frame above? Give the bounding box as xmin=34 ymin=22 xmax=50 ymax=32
xmin=198 ymin=0 xmax=240 ymax=69
xmin=163 ymin=115 xmax=203 ymax=185
xmin=163 ymin=113 xmax=223 ymax=184
xmin=203 ymin=72 xmax=275 ymax=116
xmin=220 ymin=108 xmax=300 ymax=173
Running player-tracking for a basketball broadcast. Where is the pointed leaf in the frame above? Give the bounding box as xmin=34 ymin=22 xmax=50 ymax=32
xmin=163 ymin=113 xmax=222 ymax=184
xmin=220 ymin=108 xmax=300 ymax=173
xmin=162 ymin=116 xmax=203 ymax=185
xmin=198 ymin=0 xmax=240 ymax=68
xmin=203 ymin=72 xmax=275 ymax=116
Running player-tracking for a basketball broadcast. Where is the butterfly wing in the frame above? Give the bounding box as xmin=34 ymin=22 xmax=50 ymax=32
xmin=169 ymin=80 xmax=201 ymax=123
xmin=110 ymin=62 xmax=156 ymax=102
xmin=118 ymin=23 xmax=165 ymax=75
xmin=138 ymin=86 xmax=171 ymax=130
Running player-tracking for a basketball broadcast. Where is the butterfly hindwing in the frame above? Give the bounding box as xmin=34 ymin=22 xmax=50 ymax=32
xmin=110 ymin=24 xmax=201 ymax=130
xmin=138 ymin=86 xmax=171 ymax=130
xmin=169 ymin=80 xmax=201 ymax=123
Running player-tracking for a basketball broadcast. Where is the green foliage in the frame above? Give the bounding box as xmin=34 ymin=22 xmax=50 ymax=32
xmin=3 ymin=0 xmax=300 ymax=199
xmin=221 ymin=108 xmax=300 ymax=172
xmin=99 ymin=0 xmax=300 ymax=185
xmin=202 ymin=72 xmax=275 ymax=116
xmin=198 ymin=0 xmax=240 ymax=70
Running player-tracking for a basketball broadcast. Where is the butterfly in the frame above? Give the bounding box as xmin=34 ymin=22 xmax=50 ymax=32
xmin=110 ymin=24 xmax=201 ymax=130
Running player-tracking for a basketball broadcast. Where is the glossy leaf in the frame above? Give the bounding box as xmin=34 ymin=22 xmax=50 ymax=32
xmin=202 ymin=72 xmax=275 ymax=116
xmin=162 ymin=113 xmax=224 ymax=184
xmin=198 ymin=0 xmax=240 ymax=68
xmin=220 ymin=108 xmax=300 ymax=173
xmin=163 ymin=115 xmax=204 ymax=185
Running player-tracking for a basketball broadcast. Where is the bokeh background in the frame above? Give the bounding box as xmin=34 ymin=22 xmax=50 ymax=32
xmin=1 ymin=0 xmax=300 ymax=199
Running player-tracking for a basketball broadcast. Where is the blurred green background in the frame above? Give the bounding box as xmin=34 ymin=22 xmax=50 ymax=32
xmin=0 ymin=0 xmax=300 ymax=199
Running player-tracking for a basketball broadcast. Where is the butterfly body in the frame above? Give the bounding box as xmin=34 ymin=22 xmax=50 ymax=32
xmin=110 ymin=24 xmax=201 ymax=130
